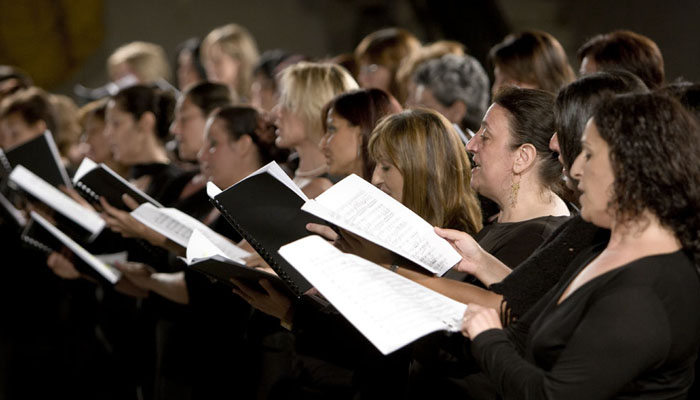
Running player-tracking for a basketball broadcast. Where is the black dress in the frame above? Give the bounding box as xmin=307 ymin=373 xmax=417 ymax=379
xmin=471 ymin=248 xmax=700 ymax=399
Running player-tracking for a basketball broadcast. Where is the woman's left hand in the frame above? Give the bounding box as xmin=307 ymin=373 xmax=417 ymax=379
xmin=461 ymin=303 xmax=502 ymax=339
xmin=99 ymin=195 xmax=166 ymax=245
xmin=231 ymin=278 xmax=293 ymax=323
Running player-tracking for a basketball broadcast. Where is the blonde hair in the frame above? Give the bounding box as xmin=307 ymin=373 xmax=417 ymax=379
xmin=49 ymin=94 xmax=81 ymax=156
xmin=107 ymin=41 xmax=171 ymax=83
xmin=201 ymin=23 xmax=260 ymax=99
xmin=277 ymin=62 xmax=358 ymax=143
xmin=369 ymin=108 xmax=482 ymax=233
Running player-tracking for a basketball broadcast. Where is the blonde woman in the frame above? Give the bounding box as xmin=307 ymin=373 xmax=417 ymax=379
xmin=107 ymin=41 xmax=171 ymax=84
xmin=274 ymin=62 xmax=358 ymax=198
xmin=201 ymin=23 xmax=259 ymax=100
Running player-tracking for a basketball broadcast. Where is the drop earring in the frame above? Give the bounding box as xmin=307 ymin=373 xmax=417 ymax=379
xmin=510 ymin=174 xmax=521 ymax=208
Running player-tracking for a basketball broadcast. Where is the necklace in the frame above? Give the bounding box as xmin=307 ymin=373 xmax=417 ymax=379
xmin=295 ymin=164 xmax=327 ymax=178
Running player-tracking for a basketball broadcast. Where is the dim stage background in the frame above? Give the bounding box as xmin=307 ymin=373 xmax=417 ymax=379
xmin=0 ymin=0 xmax=698 ymax=98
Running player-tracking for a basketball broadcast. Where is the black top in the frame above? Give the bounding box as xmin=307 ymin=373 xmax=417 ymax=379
xmin=490 ymin=215 xmax=610 ymax=321
xmin=471 ymin=248 xmax=700 ymax=399
xmin=444 ymin=215 xmax=569 ymax=286
xmin=475 ymin=215 xmax=570 ymax=268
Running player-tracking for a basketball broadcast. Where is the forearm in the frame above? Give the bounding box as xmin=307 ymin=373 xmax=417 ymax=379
xmin=473 ymin=251 xmax=512 ymax=287
xmin=146 ymin=271 xmax=189 ymax=304
xmin=394 ymin=264 xmax=503 ymax=308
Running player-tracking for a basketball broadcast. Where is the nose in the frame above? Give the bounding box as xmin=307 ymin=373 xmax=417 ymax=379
xmin=549 ymin=132 xmax=560 ymax=154
xmin=170 ymin=119 xmax=180 ymax=137
xmin=569 ymin=152 xmax=584 ymax=180
xmin=370 ymin=165 xmax=382 ymax=187
xmin=197 ymin=143 xmax=208 ymax=163
xmin=465 ymin=134 xmax=477 ymax=153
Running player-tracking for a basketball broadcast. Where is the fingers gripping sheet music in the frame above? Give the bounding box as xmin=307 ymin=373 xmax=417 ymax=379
xmin=301 ymin=174 xmax=460 ymax=276
xmin=279 ymin=235 xmax=467 ymax=355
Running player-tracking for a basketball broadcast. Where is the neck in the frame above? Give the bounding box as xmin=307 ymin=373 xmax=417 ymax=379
xmin=497 ymin=176 xmax=570 ymax=223
xmin=220 ymin=156 xmax=261 ymax=189
xmin=295 ymin=140 xmax=328 ymax=175
xmin=131 ymin=135 xmax=169 ymax=165
xmin=607 ymin=212 xmax=681 ymax=254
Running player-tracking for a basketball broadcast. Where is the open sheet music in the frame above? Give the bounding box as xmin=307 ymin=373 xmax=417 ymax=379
xmin=131 ymin=203 xmax=251 ymax=262
xmin=279 ymin=235 xmax=467 ymax=355
xmin=10 ymin=165 xmax=105 ymax=240
xmin=25 ymin=212 xmax=121 ymax=284
xmin=184 ymin=230 xmax=286 ymax=293
xmin=301 ymin=174 xmax=460 ymax=276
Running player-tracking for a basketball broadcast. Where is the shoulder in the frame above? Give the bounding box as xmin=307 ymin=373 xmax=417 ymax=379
xmin=302 ymin=176 xmax=334 ymax=199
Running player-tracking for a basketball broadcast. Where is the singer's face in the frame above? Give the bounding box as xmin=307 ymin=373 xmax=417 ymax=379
xmin=104 ymin=101 xmax=138 ymax=164
xmin=204 ymin=44 xmax=239 ymax=90
xmin=171 ymin=97 xmax=206 ymax=161
xmin=273 ymin=103 xmax=306 ymax=149
xmin=371 ymin=160 xmax=403 ymax=203
xmin=82 ymin=114 xmax=111 ymax=164
xmin=198 ymin=116 xmax=239 ymax=189
xmin=320 ymin=110 xmax=362 ymax=177
xmin=0 ymin=112 xmax=45 ymax=149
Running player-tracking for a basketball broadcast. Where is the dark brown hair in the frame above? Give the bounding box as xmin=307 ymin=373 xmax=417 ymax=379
xmin=111 ymin=85 xmax=175 ymax=140
xmin=211 ymin=106 xmax=289 ymax=165
xmin=0 ymin=87 xmax=56 ymax=134
xmin=493 ymin=87 xmax=562 ymax=192
xmin=555 ymin=70 xmax=648 ymax=170
xmin=578 ymin=30 xmax=664 ymax=89
xmin=489 ymin=30 xmax=575 ymax=94
xmin=593 ymin=93 xmax=700 ymax=266
xmin=355 ymin=28 xmax=421 ymax=102
xmin=321 ymin=88 xmax=402 ymax=180
xmin=183 ymin=81 xmax=233 ymax=116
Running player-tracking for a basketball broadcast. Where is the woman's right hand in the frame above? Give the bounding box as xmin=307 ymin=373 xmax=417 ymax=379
xmin=434 ymin=227 xmax=486 ymax=275
xmin=47 ymin=251 xmax=81 ymax=280
xmin=306 ymin=223 xmax=339 ymax=242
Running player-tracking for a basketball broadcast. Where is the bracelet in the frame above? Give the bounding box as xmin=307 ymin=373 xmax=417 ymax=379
xmin=389 ymin=262 xmax=400 ymax=272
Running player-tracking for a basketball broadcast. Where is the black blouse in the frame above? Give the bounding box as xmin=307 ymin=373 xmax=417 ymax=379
xmin=471 ymin=248 xmax=700 ymax=399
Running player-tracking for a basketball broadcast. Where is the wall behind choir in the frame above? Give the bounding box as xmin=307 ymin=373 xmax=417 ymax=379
xmin=1 ymin=0 xmax=697 ymax=98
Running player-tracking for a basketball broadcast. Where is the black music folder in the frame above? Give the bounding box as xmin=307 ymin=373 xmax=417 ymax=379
xmin=188 ymin=255 xmax=287 ymax=294
xmin=21 ymin=211 xmax=121 ymax=285
xmin=72 ymin=158 xmax=162 ymax=211
xmin=0 ymin=130 xmax=71 ymax=188
xmin=206 ymin=162 xmax=326 ymax=297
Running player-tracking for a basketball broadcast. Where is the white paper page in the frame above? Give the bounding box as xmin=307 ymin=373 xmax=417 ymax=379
xmin=185 ymin=229 xmax=228 ymax=264
xmin=72 ymin=157 xmax=98 ymax=183
xmin=227 ymin=161 xmax=308 ymax=201
xmin=131 ymin=203 xmax=251 ymax=262
xmin=30 ymin=211 xmax=121 ymax=284
xmin=10 ymin=165 xmax=105 ymax=238
xmin=301 ymin=174 xmax=460 ymax=276
xmin=279 ymin=235 xmax=467 ymax=355
xmin=206 ymin=181 xmax=222 ymax=198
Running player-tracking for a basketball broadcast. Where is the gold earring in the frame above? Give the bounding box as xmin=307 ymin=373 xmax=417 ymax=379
xmin=510 ymin=175 xmax=520 ymax=208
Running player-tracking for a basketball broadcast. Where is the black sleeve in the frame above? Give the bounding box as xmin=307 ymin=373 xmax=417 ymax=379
xmin=471 ymin=287 xmax=669 ymax=400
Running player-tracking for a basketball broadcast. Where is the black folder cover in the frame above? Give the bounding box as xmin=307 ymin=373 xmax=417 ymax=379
xmin=74 ymin=164 xmax=162 ymax=211
xmin=1 ymin=131 xmax=71 ymax=188
xmin=20 ymin=214 xmax=118 ymax=285
xmin=188 ymin=255 xmax=287 ymax=294
xmin=209 ymin=173 xmax=325 ymax=297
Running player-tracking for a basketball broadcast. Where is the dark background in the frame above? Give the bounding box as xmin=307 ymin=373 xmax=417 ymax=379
xmin=1 ymin=0 xmax=698 ymax=98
